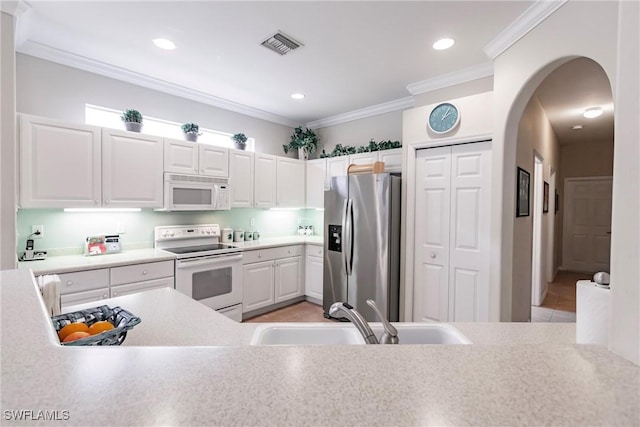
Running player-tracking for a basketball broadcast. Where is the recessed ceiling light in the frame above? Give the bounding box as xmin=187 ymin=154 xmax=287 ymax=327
xmin=433 ymin=38 xmax=455 ymax=50
xmin=291 ymin=93 xmax=305 ymax=100
xmin=583 ymin=107 xmax=603 ymax=119
xmin=572 ymin=125 xmax=583 ymax=130
xmin=153 ymin=38 xmax=176 ymax=50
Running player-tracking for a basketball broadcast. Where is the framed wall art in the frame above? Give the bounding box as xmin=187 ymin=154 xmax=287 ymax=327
xmin=555 ymin=189 xmax=560 ymax=214
xmin=516 ymin=167 xmax=530 ymax=217
xmin=543 ymin=181 xmax=549 ymax=213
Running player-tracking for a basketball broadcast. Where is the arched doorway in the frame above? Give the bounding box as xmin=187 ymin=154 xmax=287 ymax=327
xmin=508 ymin=57 xmax=614 ymax=322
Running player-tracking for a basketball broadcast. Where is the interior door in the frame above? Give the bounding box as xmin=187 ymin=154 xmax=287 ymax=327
xmin=413 ymin=141 xmax=492 ymax=322
xmin=413 ymin=146 xmax=451 ymax=322
xmin=563 ymin=177 xmax=612 ymax=273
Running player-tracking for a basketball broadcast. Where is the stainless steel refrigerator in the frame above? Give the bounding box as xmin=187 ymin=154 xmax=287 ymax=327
xmin=323 ymin=173 xmax=401 ymax=322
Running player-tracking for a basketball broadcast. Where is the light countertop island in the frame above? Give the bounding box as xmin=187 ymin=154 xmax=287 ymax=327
xmin=1 ymin=269 xmax=638 ymax=426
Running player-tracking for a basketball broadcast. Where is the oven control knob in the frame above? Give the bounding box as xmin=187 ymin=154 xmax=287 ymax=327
xmin=169 ymin=232 xmax=175 ymax=237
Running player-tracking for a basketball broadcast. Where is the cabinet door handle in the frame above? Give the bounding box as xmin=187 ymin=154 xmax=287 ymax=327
xmin=66 ymin=281 xmax=73 ymax=286
xmin=142 ymin=270 xmax=148 ymax=275
xmin=103 ymin=293 xmax=109 ymax=299
xmin=95 ymin=200 xmax=100 ymax=205
xmin=430 ymin=252 xmax=436 ymax=259
xmin=258 ymin=254 xmax=262 ymax=258
xmin=112 ymin=291 xmax=118 ymax=297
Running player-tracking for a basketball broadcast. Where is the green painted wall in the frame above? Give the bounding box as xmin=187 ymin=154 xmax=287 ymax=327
xmin=17 ymin=208 xmax=323 ymax=255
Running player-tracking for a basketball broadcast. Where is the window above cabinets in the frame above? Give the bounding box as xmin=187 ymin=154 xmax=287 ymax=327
xmin=85 ymin=104 xmax=255 ymax=151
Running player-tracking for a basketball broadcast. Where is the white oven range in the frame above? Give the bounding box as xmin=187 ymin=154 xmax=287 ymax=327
xmin=154 ymin=224 xmax=243 ymax=322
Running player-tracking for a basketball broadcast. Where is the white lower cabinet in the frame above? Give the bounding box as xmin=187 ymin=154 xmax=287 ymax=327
xmin=61 ymin=288 xmax=110 ymax=311
xmin=242 ymin=245 xmax=304 ymax=314
xmin=110 ymin=277 xmax=173 ymax=298
xmin=275 ymin=256 xmax=304 ymax=303
xmin=242 ymin=260 xmax=275 ymax=312
xmin=305 ymin=246 xmax=323 ymax=302
xmin=46 ymin=260 xmax=175 ymax=312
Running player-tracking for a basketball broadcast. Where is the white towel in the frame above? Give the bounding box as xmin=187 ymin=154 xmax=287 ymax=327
xmin=38 ymin=275 xmax=61 ymax=316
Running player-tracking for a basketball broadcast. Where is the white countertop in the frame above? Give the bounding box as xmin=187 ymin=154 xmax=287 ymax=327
xmin=17 ymin=237 xmax=324 ymax=276
xmin=1 ymin=269 xmax=638 ymax=426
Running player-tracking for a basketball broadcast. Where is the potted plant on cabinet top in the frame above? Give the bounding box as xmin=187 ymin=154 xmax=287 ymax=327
xmin=121 ymin=109 xmax=143 ymax=133
xmin=283 ymin=126 xmax=318 ymax=160
xmin=181 ymin=123 xmax=202 ymax=142
xmin=231 ymin=133 xmax=248 ymax=150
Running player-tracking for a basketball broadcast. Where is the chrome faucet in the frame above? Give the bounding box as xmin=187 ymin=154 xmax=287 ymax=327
xmin=366 ymin=299 xmax=399 ymax=344
xmin=329 ymin=302 xmax=379 ymax=344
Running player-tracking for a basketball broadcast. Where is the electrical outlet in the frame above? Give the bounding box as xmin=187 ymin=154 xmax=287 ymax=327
xmin=250 ymin=218 xmax=255 ymax=229
xmin=31 ymin=225 xmax=44 ymax=239
xmin=116 ymin=222 xmax=126 ymax=234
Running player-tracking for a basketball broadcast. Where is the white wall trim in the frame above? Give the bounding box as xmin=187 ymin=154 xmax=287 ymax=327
xmin=306 ymin=96 xmax=413 ymax=129
xmin=0 ymin=0 xmax=31 ymax=16
xmin=406 ymin=62 xmax=494 ymax=96
xmin=483 ymin=0 xmax=568 ymax=59
xmin=17 ymin=40 xmax=298 ymax=128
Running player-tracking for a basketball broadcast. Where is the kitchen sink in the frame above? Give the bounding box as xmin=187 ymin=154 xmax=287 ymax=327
xmin=249 ymin=323 xmax=471 ymax=345
xmin=250 ymin=323 xmax=366 ymax=345
xmin=370 ymin=323 xmax=472 ymax=345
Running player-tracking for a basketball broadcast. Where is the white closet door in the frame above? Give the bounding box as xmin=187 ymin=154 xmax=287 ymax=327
xmin=448 ymin=141 xmax=492 ymax=321
xmin=413 ymin=141 xmax=492 ymax=322
xmin=413 ymin=146 xmax=451 ymax=322
xmin=563 ymin=177 xmax=612 ymax=273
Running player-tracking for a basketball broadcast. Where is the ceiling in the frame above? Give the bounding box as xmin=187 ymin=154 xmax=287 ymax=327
xmin=11 ymin=1 xmax=614 ymax=143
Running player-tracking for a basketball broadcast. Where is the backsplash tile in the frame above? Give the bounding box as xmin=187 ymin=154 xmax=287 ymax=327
xmin=16 ymin=208 xmax=323 ymax=255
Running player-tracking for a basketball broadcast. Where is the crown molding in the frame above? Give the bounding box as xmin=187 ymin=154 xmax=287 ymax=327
xmin=18 ymin=40 xmax=299 ymax=128
xmin=306 ymin=96 xmax=413 ymax=129
xmin=406 ymin=62 xmax=494 ymax=96
xmin=1 ymin=0 xmax=31 ymax=16
xmin=483 ymin=0 xmax=568 ymax=59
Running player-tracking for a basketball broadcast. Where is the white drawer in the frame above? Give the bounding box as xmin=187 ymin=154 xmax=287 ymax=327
xmin=242 ymin=245 xmax=303 ymax=264
xmin=110 ymin=260 xmax=174 ymax=285
xmin=306 ymin=245 xmax=324 ymax=258
xmin=58 ymin=269 xmax=110 ymax=295
xmin=110 ymin=277 xmax=174 ymax=298
xmin=61 ymin=287 xmax=110 ymax=310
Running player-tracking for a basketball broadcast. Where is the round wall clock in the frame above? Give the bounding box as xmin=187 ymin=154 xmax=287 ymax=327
xmin=428 ymin=102 xmax=460 ymax=134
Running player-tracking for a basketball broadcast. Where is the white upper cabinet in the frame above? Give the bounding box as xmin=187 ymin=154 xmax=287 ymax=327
xmin=326 ymin=157 xmax=349 ymax=177
xmin=378 ymin=148 xmax=403 ymax=173
xmin=254 ymin=153 xmax=277 ymax=208
xmin=164 ymin=138 xmax=198 ymax=174
xmin=102 ymin=128 xmax=164 ymax=208
xmin=19 ymin=114 xmax=102 ymax=208
xmin=164 ymin=139 xmax=229 ymax=177
xmin=305 ymin=158 xmax=326 ymax=209
xmin=229 ymin=149 xmax=255 ymax=208
xmin=276 ymin=157 xmax=305 ymax=207
xmin=199 ymin=144 xmax=229 ymax=177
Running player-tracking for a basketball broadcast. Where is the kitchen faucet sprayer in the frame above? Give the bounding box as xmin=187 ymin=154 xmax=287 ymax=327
xmin=329 ymin=302 xmax=379 ymax=344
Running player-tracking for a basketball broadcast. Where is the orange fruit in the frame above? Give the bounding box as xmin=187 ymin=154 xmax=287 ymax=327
xmin=58 ymin=322 xmax=89 ymax=341
xmin=88 ymin=321 xmax=115 ymax=335
xmin=62 ymin=331 xmax=90 ymax=342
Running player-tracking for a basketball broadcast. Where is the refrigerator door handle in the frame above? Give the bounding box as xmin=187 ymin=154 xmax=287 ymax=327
xmin=345 ymin=198 xmax=353 ymax=276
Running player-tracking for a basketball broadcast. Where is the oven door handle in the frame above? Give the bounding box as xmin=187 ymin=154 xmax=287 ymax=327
xmin=176 ymin=254 xmax=243 ymax=269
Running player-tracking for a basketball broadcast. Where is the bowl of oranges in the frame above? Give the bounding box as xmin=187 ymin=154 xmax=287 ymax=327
xmin=52 ymin=305 xmax=141 ymax=346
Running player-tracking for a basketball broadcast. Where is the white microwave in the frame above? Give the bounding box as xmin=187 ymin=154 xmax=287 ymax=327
xmin=160 ymin=173 xmax=230 ymax=211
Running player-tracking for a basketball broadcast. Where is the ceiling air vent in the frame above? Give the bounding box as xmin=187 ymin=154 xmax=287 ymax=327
xmin=260 ymin=31 xmax=303 ymax=56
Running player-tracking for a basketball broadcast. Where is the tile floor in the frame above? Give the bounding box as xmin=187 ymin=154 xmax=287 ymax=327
xmin=531 ymin=270 xmax=591 ymax=323
xmin=244 ymin=301 xmax=332 ymax=323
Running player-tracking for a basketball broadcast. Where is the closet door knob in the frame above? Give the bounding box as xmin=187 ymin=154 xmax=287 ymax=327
xmin=430 ymin=252 xmax=436 ymax=259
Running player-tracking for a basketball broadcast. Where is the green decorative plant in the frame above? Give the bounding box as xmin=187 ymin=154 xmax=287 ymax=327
xmin=120 ymin=109 xmax=142 ymax=123
xmin=232 ymin=133 xmax=248 ymax=150
xmin=181 ymin=123 xmax=202 ymax=136
xmin=283 ymin=127 xmax=318 ymax=156
xmin=319 ymin=139 xmax=401 ymax=158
